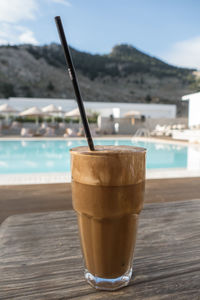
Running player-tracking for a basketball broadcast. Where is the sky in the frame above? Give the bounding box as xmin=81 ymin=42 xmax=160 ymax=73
xmin=0 ymin=0 xmax=200 ymax=69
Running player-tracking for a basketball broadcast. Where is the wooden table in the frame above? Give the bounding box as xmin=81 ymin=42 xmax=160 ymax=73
xmin=0 ymin=200 xmax=200 ymax=299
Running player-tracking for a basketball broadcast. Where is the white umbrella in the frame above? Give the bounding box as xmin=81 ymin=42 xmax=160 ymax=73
xmin=42 ymin=104 xmax=61 ymax=113
xmin=42 ymin=104 xmax=64 ymax=122
xmin=124 ymin=110 xmax=141 ymax=118
xmin=65 ymin=108 xmax=93 ymax=118
xmin=0 ymin=103 xmax=18 ymax=122
xmin=0 ymin=103 xmax=18 ymax=113
xmin=20 ymin=106 xmax=47 ymax=126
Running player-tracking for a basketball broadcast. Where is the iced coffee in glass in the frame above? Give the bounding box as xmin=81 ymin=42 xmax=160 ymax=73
xmin=70 ymin=145 xmax=146 ymax=291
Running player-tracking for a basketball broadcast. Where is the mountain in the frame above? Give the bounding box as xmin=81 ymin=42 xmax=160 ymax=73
xmin=0 ymin=43 xmax=197 ymax=115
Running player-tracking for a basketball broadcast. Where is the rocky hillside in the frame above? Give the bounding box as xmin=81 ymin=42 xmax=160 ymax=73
xmin=0 ymin=43 xmax=197 ymax=115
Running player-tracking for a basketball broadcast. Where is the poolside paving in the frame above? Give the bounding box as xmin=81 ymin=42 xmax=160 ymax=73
xmin=1 ymin=177 xmax=200 ymax=224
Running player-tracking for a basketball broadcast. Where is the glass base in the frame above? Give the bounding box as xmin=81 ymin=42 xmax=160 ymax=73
xmin=84 ymin=268 xmax=132 ymax=291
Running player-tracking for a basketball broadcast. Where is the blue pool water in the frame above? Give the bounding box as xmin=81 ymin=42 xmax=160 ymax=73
xmin=0 ymin=139 xmax=188 ymax=174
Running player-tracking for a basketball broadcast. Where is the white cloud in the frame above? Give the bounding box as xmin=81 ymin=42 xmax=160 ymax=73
xmin=0 ymin=39 xmax=7 ymax=45
xmin=19 ymin=28 xmax=38 ymax=45
xmin=0 ymin=0 xmax=38 ymax=45
xmin=0 ymin=0 xmax=38 ymax=23
xmin=0 ymin=0 xmax=72 ymax=46
xmin=164 ymin=36 xmax=200 ymax=69
xmin=51 ymin=0 xmax=71 ymax=7
xmin=0 ymin=23 xmax=38 ymax=45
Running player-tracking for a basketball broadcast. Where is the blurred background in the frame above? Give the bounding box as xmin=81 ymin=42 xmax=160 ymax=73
xmin=0 ymin=0 xmax=200 ymax=187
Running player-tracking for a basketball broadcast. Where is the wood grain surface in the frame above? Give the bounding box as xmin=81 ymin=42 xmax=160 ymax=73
xmin=0 ymin=200 xmax=200 ymax=299
xmin=1 ymin=177 xmax=200 ymax=224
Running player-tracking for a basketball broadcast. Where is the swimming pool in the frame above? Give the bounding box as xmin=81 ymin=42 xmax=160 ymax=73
xmin=0 ymin=138 xmax=197 ymax=175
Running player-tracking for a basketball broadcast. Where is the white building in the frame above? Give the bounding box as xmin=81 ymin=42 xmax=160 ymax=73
xmin=182 ymin=92 xmax=200 ymax=127
xmin=1 ymin=97 xmax=177 ymax=119
xmin=83 ymin=102 xmax=176 ymax=119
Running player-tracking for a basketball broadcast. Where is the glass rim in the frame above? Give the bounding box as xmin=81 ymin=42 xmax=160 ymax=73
xmin=70 ymin=145 xmax=147 ymax=156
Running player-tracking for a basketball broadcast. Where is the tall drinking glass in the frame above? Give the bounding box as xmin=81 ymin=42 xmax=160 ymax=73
xmin=70 ymin=145 xmax=146 ymax=291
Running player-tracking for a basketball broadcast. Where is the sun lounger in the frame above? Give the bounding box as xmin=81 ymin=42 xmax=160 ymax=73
xmin=151 ymin=124 xmax=173 ymax=137
xmin=40 ymin=122 xmax=48 ymax=129
xmin=20 ymin=128 xmax=34 ymax=137
xmin=64 ymin=128 xmax=77 ymax=137
xmin=59 ymin=122 xmax=66 ymax=129
xmin=10 ymin=121 xmax=21 ymax=129
xmin=77 ymin=128 xmax=84 ymax=137
xmin=151 ymin=125 xmax=165 ymax=136
xmin=134 ymin=128 xmax=150 ymax=137
xmin=44 ymin=127 xmax=56 ymax=137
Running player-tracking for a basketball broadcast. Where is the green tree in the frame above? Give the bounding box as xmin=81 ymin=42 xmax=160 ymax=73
xmin=145 ymin=94 xmax=152 ymax=103
xmin=1 ymin=83 xmax=16 ymax=98
xmin=47 ymin=81 xmax=55 ymax=91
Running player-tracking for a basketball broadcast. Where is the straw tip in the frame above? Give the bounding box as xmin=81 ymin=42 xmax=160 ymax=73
xmin=55 ymin=16 xmax=60 ymax=21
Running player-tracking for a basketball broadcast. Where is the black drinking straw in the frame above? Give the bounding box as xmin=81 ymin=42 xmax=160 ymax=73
xmin=55 ymin=16 xmax=95 ymax=151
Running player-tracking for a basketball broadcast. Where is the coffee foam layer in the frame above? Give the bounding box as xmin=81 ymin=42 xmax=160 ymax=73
xmin=70 ymin=145 xmax=146 ymax=155
xmin=70 ymin=145 xmax=146 ymax=186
